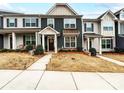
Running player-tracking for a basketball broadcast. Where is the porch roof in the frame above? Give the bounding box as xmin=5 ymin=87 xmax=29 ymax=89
xmin=63 ymin=29 xmax=80 ymax=35
xmin=39 ymin=26 xmax=60 ymax=35
xmin=84 ymin=33 xmax=102 ymax=38
xmin=0 ymin=28 xmax=40 ymax=34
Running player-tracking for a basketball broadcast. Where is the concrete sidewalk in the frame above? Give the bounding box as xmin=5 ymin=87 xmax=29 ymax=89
xmin=27 ymin=54 xmax=52 ymax=70
xmin=97 ymin=55 xmax=124 ymax=66
xmin=0 ymin=70 xmax=124 ymax=90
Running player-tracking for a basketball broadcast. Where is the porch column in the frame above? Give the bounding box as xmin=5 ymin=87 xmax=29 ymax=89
xmin=99 ymin=37 xmax=102 ymax=55
xmin=54 ymin=34 xmax=57 ymax=53
xmin=42 ymin=34 xmax=45 ymax=51
xmin=118 ymin=21 xmax=120 ymax=34
xmin=35 ymin=32 xmax=38 ymax=46
xmin=87 ymin=37 xmax=90 ymax=51
xmin=12 ymin=32 xmax=16 ymax=49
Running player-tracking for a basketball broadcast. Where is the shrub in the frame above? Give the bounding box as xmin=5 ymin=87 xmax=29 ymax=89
xmin=114 ymin=47 xmax=124 ymax=53
xmin=25 ymin=45 xmax=33 ymax=51
xmin=0 ymin=49 xmax=8 ymax=52
xmin=77 ymin=47 xmax=82 ymax=52
xmin=34 ymin=45 xmax=44 ymax=55
xmin=89 ymin=48 xmax=97 ymax=56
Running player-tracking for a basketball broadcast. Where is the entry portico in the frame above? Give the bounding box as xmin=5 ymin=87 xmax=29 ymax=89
xmin=39 ymin=26 xmax=60 ymax=53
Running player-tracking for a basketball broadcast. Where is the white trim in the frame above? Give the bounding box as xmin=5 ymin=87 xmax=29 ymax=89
xmin=64 ymin=36 xmax=77 ymax=48
xmin=101 ymin=10 xmax=118 ymax=20
xmin=46 ymin=3 xmax=78 ymax=15
xmin=47 ymin=18 xmax=55 ymax=28
xmin=118 ymin=21 xmax=121 ymax=34
xmin=64 ymin=18 xmax=76 ymax=29
xmin=39 ymin=26 xmax=60 ymax=35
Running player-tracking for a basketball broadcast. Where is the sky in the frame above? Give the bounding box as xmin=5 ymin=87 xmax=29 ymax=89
xmin=0 ymin=3 xmax=124 ymax=18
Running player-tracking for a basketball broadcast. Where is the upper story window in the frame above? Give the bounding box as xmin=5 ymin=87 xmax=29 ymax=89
xmin=84 ymin=22 xmax=94 ymax=32
xmin=7 ymin=18 xmax=17 ymax=27
xmin=120 ymin=11 xmax=124 ymax=19
xmin=64 ymin=19 xmax=76 ymax=29
xmin=47 ymin=18 xmax=54 ymax=28
xmin=23 ymin=18 xmax=38 ymax=27
xmin=103 ymin=26 xmax=113 ymax=31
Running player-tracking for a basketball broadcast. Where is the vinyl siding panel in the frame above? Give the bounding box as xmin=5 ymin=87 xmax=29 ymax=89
xmin=55 ymin=18 xmax=64 ymax=49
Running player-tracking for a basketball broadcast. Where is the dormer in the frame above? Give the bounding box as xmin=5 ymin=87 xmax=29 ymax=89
xmin=46 ymin=3 xmax=78 ymax=15
xmin=114 ymin=8 xmax=124 ymax=20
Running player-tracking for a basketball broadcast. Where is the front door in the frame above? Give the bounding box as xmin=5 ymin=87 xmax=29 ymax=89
xmin=49 ymin=38 xmax=54 ymax=51
xmin=9 ymin=35 xmax=12 ymax=49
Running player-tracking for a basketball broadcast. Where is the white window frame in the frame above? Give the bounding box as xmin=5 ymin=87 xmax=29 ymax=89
xmin=24 ymin=17 xmax=38 ymax=28
xmin=25 ymin=34 xmax=36 ymax=45
xmin=102 ymin=38 xmax=112 ymax=50
xmin=47 ymin=18 xmax=54 ymax=28
xmin=8 ymin=18 xmax=16 ymax=27
xmin=64 ymin=36 xmax=77 ymax=48
xmin=64 ymin=18 xmax=76 ymax=29
xmin=84 ymin=22 xmax=94 ymax=32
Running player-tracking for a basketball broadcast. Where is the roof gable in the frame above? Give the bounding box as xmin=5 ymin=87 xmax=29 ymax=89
xmin=97 ymin=10 xmax=118 ymax=20
xmin=39 ymin=26 xmax=60 ymax=35
xmin=114 ymin=8 xmax=124 ymax=15
xmin=46 ymin=3 xmax=78 ymax=15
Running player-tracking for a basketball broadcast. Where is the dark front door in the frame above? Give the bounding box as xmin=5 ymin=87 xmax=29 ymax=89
xmin=49 ymin=38 xmax=54 ymax=51
xmin=10 ymin=35 xmax=12 ymax=49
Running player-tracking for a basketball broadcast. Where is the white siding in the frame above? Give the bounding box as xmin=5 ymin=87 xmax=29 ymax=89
xmin=101 ymin=13 xmax=115 ymax=36
xmin=3 ymin=35 xmax=9 ymax=49
xmin=16 ymin=34 xmax=23 ymax=49
xmin=48 ymin=6 xmax=75 ymax=15
xmin=3 ymin=17 xmax=41 ymax=28
xmin=83 ymin=22 xmax=100 ymax=34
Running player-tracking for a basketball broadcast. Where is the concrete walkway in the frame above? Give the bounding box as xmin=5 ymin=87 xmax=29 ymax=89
xmin=0 ymin=70 xmax=124 ymax=90
xmin=27 ymin=53 xmax=52 ymax=70
xmin=0 ymin=54 xmax=124 ymax=90
xmin=97 ymin=55 xmax=124 ymax=66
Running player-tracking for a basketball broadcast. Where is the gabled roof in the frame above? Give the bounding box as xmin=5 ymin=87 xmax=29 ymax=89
xmin=46 ymin=3 xmax=78 ymax=15
xmin=97 ymin=10 xmax=118 ymax=20
xmin=114 ymin=8 xmax=124 ymax=15
xmin=0 ymin=9 xmax=23 ymax=15
xmin=39 ymin=26 xmax=60 ymax=34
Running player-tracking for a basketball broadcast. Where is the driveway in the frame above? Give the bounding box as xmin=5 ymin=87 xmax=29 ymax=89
xmin=0 ymin=70 xmax=124 ymax=90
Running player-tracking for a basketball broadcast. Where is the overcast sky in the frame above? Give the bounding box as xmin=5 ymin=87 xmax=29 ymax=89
xmin=0 ymin=3 xmax=124 ymax=18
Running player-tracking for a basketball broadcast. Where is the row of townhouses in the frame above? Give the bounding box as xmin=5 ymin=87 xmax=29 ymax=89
xmin=0 ymin=3 xmax=124 ymax=54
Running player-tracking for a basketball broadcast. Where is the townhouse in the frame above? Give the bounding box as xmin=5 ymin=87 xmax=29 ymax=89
xmin=0 ymin=3 xmax=82 ymax=53
xmin=0 ymin=3 xmax=123 ymax=54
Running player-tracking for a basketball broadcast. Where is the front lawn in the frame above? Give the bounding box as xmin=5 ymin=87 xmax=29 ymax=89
xmin=0 ymin=52 xmax=42 ymax=70
xmin=46 ymin=52 xmax=124 ymax=72
xmin=103 ymin=53 xmax=124 ymax=62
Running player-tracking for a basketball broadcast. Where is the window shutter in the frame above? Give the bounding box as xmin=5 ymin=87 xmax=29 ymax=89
xmin=36 ymin=18 xmax=38 ymax=27
xmin=23 ymin=18 xmax=25 ymax=27
xmin=111 ymin=39 xmax=113 ymax=49
xmin=91 ymin=23 xmax=94 ymax=32
xmin=7 ymin=18 xmax=9 ymax=27
xmin=15 ymin=18 xmax=17 ymax=27
xmin=84 ymin=23 xmax=86 ymax=32
xmin=23 ymin=35 xmax=25 ymax=46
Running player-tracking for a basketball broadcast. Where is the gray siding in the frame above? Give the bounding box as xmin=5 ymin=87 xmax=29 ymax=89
xmin=0 ymin=34 xmax=3 ymax=49
xmin=76 ymin=18 xmax=82 ymax=50
xmin=55 ymin=18 xmax=64 ymax=49
xmin=41 ymin=18 xmax=47 ymax=29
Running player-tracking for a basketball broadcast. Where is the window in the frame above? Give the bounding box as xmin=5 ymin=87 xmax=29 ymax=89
xmin=25 ymin=34 xmax=35 ymax=45
xmin=64 ymin=36 xmax=76 ymax=48
xmin=7 ymin=18 xmax=17 ymax=27
xmin=84 ymin=23 xmax=93 ymax=32
xmin=103 ymin=26 xmax=113 ymax=31
xmin=47 ymin=18 xmax=54 ymax=28
xmin=64 ymin=19 xmax=76 ymax=29
xmin=120 ymin=13 xmax=124 ymax=18
xmin=24 ymin=18 xmax=38 ymax=27
xmin=102 ymin=39 xmax=112 ymax=49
